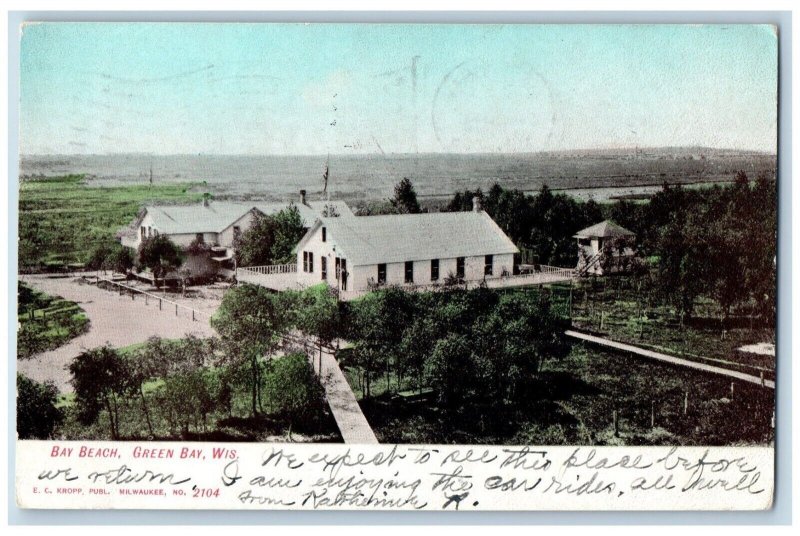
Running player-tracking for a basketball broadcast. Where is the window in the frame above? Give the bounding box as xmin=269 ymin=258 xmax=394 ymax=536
xmin=484 ymin=255 xmax=494 ymax=276
xmin=233 ymin=225 xmax=241 ymax=239
xmin=431 ymin=259 xmax=439 ymax=281
xmin=322 ymin=227 xmax=326 ymax=242
xmin=303 ymin=251 xmax=314 ymax=273
xmin=140 ymin=226 xmax=146 ymax=239
xmin=340 ymin=259 xmax=347 ymax=291
xmin=405 ymin=261 xmax=414 ymax=284
xmin=456 ymin=257 xmax=465 ymax=279
xmin=321 ymin=257 xmax=327 ymax=280
xmin=196 ymin=233 xmax=204 ymax=243
xmin=377 ymin=263 xmax=387 ymax=284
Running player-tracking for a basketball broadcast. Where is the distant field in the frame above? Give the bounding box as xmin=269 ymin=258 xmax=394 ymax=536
xmin=18 ymin=174 xmax=202 ymax=269
xmin=20 ymin=149 xmax=776 ymax=202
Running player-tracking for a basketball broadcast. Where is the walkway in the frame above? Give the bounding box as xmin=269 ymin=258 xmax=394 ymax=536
xmin=18 ymin=275 xmax=217 ymax=393
xmin=565 ymin=330 xmax=775 ymax=389
xmin=301 ymin=340 xmax=378 ymax=444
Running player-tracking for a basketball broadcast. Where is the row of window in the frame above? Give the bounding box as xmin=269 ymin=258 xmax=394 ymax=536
xmin=303 ymin=252 xmax=495 ymax=285
xmin=140 ymin=226 xmax=160 ymax=239
xmin=378 ymin=255 xmax=494 ymax=284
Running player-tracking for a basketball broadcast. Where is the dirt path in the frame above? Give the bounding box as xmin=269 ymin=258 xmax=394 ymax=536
xmin=17 ymin=275 xmax=219 ymax=393
xmin=311 ymin=346 xmax=379 ymax=444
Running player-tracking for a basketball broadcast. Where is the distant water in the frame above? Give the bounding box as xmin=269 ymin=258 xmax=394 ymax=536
xmin=19 ymin=153 xmax=774 ymax=203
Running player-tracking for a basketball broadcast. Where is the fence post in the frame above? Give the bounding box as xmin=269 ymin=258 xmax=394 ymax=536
xmin=730 ymin=382 xmax=735 ymax=400
xmin=175 ymin=304 xmax=178 ymax=316
xmin=760 ymin=371 xmax=765 ymax=387
xmin=159 ymin=298 xmax=162 ymax=311
xmin=192 ymin=310 xmax=195 ymax=322
xmin=145 ymin=294 xmax=148 ymax=305
xmin=683 ymin=391 xmax=689 ymax=415
xmin=650 ymin=401 xmax=655 ymax=429
xmin=613 ymin=409 xmax=619 ymax=437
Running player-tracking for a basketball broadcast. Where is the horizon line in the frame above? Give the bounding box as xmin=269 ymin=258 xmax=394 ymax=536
xmin=20 ymin=145 xmax=778 ymax=158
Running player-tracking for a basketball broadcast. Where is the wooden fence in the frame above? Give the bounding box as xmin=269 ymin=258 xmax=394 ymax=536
xmin=87 ymin=275 xmax=209 ymax=322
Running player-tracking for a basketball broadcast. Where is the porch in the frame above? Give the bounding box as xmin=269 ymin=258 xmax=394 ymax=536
xmin=236 ymin=263 xmax=301 ymax=291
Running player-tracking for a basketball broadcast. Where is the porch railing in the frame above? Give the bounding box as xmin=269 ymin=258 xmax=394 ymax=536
xmin=238 ymin=263 xmax=297 ymax=276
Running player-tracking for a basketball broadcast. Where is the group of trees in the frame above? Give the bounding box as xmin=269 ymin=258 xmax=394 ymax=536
xmin=608 ymin=172 xmax=777 ymax=324
xmin=447 ymin=173 xmax=776 ymax=326
xmin=19 ymin=334 xmax=325 ymax=440
xmin=343 ymin=286 xmax=570 ymax=414
xmin=234 ymin=206 xmax=306 ymax=267
xmin=447 ymin=183 xmax=603 ymax=266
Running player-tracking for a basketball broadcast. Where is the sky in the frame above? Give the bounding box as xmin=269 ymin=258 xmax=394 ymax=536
xmin=19 ymin=23 xmax=778 ymax=155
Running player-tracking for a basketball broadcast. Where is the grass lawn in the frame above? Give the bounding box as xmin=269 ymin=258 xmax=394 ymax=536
xmin=354 ymin=344 xmax=774 ymax=446
xmin=17 ymin=282 xmax=89 ymax=358
xmin=19 ymin=174 xmax=203 ymax=269
xmin=566 ymin=277 xmax=775 ymax=377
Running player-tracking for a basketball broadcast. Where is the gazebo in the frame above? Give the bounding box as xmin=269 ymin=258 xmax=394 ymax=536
xmin=574 ymin=220 xmax=636 ymax=276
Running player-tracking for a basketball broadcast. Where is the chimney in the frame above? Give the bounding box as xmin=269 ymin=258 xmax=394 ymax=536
xmin=472 ymin=196 xmax=482 ymax=212
xmin=300 ymin=189 xmax=307 ymax=205
xmin=202 ymin=193 xmax=211 ymax=208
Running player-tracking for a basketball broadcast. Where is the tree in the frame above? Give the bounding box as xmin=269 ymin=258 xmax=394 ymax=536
xmin=295 ymin=284 xmax=341 ymax=372
xmin=235 ymin=207 xmax=305 ymax=267
xmin=128 ymin=336 xmax=174 ymax=437
xmin=159 ymin=368 xmax=215 ymax=436
xmin=424 ymin=334 xmax=473 ymax=409
xmin=86 ymin=243 xmax=114 ymax=270
xmin=655 ymin=215 xmax=708 ymax=321
xmin=103 ymin=245 xmax=134 ymax=274
xmin=348 ymin=287 xmax=415 ymax=395
xmin=137 ymin=235 xmax=183 ymax=287
xmin=17 ymin=373 xmax=63 ymax=439
xmin=211 ymin=284 xmax=293 ymax=417
xmin=69 ymin=346 xmax=130 ymax=439
xmin=270 ymin=206 xmax=306 ymax=264
xmin=263 ymin=353 xmax=325 ymax=429
xmin=391 ymin=178 xmax=421 ymax=214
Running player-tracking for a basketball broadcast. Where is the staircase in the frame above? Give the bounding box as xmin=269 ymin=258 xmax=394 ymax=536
xmin=576 ymin=251 xmax=603 ymax=276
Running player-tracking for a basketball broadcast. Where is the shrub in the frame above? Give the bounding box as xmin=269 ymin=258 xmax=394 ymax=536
xmin=17 ymin=373 xmax=63 ymax=439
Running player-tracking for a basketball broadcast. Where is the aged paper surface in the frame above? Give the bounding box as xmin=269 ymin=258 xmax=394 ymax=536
xmin=15 ymin=22 xmax=777 ymax=511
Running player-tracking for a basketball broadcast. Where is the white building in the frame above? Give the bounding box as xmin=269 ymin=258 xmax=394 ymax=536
xmin=293 ymin=198 xmax=519 ymax=294
xmin=117 ymin=191 xmax=353 ymax=281
xmin=119 ymin=192 xmax=353 ymax=251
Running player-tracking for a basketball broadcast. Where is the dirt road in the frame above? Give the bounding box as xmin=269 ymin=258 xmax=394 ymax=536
xmin=17 ymin=274 xmax=219 ymax=393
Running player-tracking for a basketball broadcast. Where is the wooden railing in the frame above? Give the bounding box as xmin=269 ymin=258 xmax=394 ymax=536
xmin=238 ymin=264 xmax=297 ymax=276
xmin=86 ymin=275 xmax=209 ymax=322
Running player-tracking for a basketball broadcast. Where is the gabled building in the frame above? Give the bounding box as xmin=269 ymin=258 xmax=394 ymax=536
xmin=118 ymin=192 xmax=353 ymax=251
xmin=116 ymin=191 xmax=354 ymax=281
xmin=574 ymin=220 xmax=637 ymax=276
xmin=293 ymin=197 xmax=519 ymax=294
